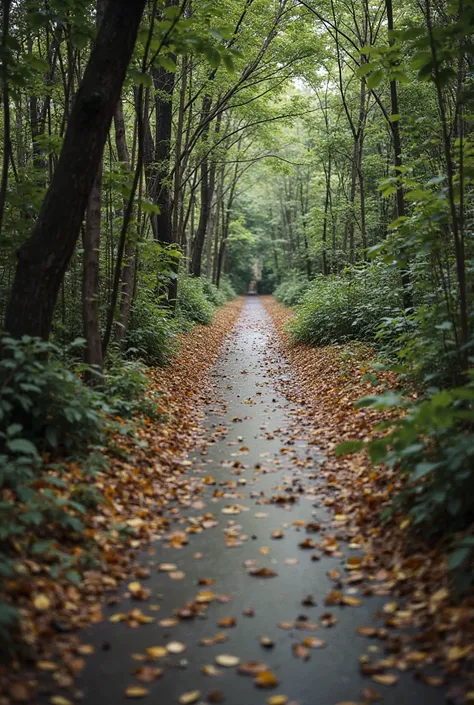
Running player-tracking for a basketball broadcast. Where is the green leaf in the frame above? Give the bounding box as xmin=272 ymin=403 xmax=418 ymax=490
xmin=222 ymin=54 xmax=235 ymax=74
xmin=129 ymin=69 xmax=153 ymax=88
xmin=356 ymin=61 xmax=378 ymax=78
xmin=367 ymin=69 xmax=383 ymax=89
xmin=6 ymin=438 xmax=38 ymax=456
xmin=156 ymin=55 xmax=176 ymax=72
xmin=448 ymin=546 xmax=471 ymax=570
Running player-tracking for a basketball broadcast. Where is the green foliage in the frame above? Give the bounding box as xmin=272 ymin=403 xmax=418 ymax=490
xmin=0 ymin=336 xmax=104 ymax=460
xmin=289 ymin=262 xmax=402 ymax=346
xmin=274 ymin=273 xmax=311 ymax=307
xmin=125 ymin=290 xmax=179 ymax=367
xmin=350 ymin=379 xmax=474 ymax=571
xmin=217 ymin=276 xmax=237 ymax=302
xmin=177 ymin=275 xmax=215 ymax=325
xmin=201 ymin=278 xmax=227 ymax=307
xmin=103 ymin=357 xmax=164 ymax=420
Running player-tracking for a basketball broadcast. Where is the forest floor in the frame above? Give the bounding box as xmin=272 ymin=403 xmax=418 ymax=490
xmin=3 ymin=296 xmax=473 ymax=705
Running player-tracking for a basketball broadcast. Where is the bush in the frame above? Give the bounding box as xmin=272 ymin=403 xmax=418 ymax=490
xmin=103 ymin=358 xmax=163 ymax=420
xmin=177 ymin=275 xmax=214 ymax=325
xmin=338 ymin=379 xmax=474 ymax=581
xmin=0 ymin=336 xmax=104 ymax=458
xmin=201 ymin=278 xmax=227 ymax=307
xmin=218 ymin=276 xmax=237 ymax=301
xmin=0 ymin=336 xmax=107 ymax=639
xmin=274 ymin=274 xmax=311 ymax=307
xmin=125 ymin=290 xmax=179 ymax=366
xmin=289 ymin=263 xmax=402 ymax=346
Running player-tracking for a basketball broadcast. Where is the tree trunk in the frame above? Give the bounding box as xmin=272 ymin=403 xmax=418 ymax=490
xmin=82 ymin=0 xmax=107 ymax=382
xmin=4 ymin=0 xmax=146 ymax=339
xmin=153 ymin=59 xmax=177 ymax=301
xmin=0 ymin=0 xmax=12 ymax=238
xmin=190 ymin=95 xmax=212 ymax=277
xmin=386 ymin=0 xmax=412 ymax=311
xmin=114 ymin=95 xmax=136 ymax=343
xmin=83 ymin=166 xmax=103 ymax=380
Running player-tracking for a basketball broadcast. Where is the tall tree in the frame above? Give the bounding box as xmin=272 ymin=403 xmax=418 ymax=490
xmin=4 ymin=0 xmax=147 ymax=340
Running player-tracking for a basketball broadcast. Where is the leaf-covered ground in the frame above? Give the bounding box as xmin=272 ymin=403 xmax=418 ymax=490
xmin=1 ymin=298 xmax=245 ymax=701
xmin=262 ymin=296 xmax=474 ymax=703
xmin=2 ymin=296 xmax=473 ymax=705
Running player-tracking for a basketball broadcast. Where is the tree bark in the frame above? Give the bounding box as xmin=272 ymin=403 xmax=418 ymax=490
xmin=4 ymin=0 xmax=147 ymax=339
xmin=386 ymin=0 xmax=412 ymax=311
xmin=83 ymin=0 xmax=107 ymax=382
xmin=152 ymin=59 xmax=177 ymax=301
xmin=0 ymin=0 xmax=12 ymax=239
xmin=114 ymin=96 xmax=136 ymax=343
xmin=190 ymin=95 xmax=212 ymax=277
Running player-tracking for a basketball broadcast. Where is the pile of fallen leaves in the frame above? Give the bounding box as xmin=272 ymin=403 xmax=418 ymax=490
xmin=1 ymin=298 xmax=245 ymax=701
xmin=263 ymin=296 xmax=474 ymax=703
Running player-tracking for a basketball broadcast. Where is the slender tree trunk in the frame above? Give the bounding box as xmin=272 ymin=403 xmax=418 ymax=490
xmin=172 ymin=55 xmax=188 ymax=242
xmin=4 ymin=0 xmax=147 ymax=339
xmin=386 ymin=0 xmax=412 ymax=312
xmin=82 ymin=0 xmax=107 ymax=382
xmin=0 ymin=0 xmax=12 ymax=238
xmin=114 ymin=96 xmax=135 ymax=343
xmin=190 ymin=95 xmax=212 ymax=277
xmin=83 ymin=165 xmax=103 ymax=379
xmin=153 ymin=57 xmax=177 ymax=301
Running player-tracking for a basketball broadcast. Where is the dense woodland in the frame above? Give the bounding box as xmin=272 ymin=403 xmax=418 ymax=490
xmin=0 ymin=0 xmax=473 ymax=644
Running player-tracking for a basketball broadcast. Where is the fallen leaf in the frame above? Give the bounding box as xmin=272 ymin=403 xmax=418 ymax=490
xmin=146 ymin=646 xmax=167 ymax=660
xmin=255 ymin=670 xmax=279 ymax=688
xmin=33 ymin=593 xmax=51 ymax=611
xmin=166 ymin=641 xmax=186 ymax=654
xmin=371 ymin=674 xmax=398 ymax=686
xmin=215 ymin=654 xmax=240 ymax=667
xmin=125 ymin=686 xmax=149 ymax=698
xmin=179 ymin=691 xmax=201 ymax=704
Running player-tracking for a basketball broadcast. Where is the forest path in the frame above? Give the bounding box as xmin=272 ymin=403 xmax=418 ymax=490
xmin=68 ymin=297 xmax=443 ymax=705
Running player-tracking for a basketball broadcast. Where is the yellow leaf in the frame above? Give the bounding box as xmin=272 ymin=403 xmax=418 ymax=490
xmin=215 ymin=654 xmax=240 ymax=667
xmin=448 ymin=645 xmax=472 ymax=661
xmin=125 ymin=686 xmax=149 ymax=698
xmin=179 ymin=691 xmax=201 ymax=705
xmin=372 ymin=674 xmax=398 ymax=686
xmin=33 ymin=593 xmax=51 ymax=611
xmin=146 ymin=646 xmax=167 ymax=659
xmin=255 ymin=670 xmax=279 ymax=688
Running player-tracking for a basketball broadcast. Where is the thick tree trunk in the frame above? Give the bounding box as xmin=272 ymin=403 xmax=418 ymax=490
xmin=4 ymin=0 xmax=146 ymax=339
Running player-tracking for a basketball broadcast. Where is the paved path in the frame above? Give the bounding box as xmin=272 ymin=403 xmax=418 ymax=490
xmin=68 ymin=297 xmax=443 ymax=705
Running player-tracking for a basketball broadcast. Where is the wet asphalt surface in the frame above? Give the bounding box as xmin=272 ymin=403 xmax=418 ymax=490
xmin=63 ymin=297 xmax=444 ymax=705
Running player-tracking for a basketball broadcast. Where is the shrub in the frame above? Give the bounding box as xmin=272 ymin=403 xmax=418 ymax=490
xmin=339 ymin=379 xmax=474 ymax=582
xmin=103 ymin=357 xmax=163 ymax=420
xmin=218 ymin=276 xmax=237 ymax=301
xmin=177 ymin=275 xmax=214 ymax=325
xmin=0 ymin=336 xmax=104 ymax=458
xmin=274 ymin=274 xmax=311 ymax=307
xmin=289 ymin=262 xmax=402 ymax=346
xmin=201 ymin=278 xmax=227 ymax=307
xmin=0 ymin=336 xmax=107 ymax=640
xmin=124 ymin=289 xmax=179 ymax=366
